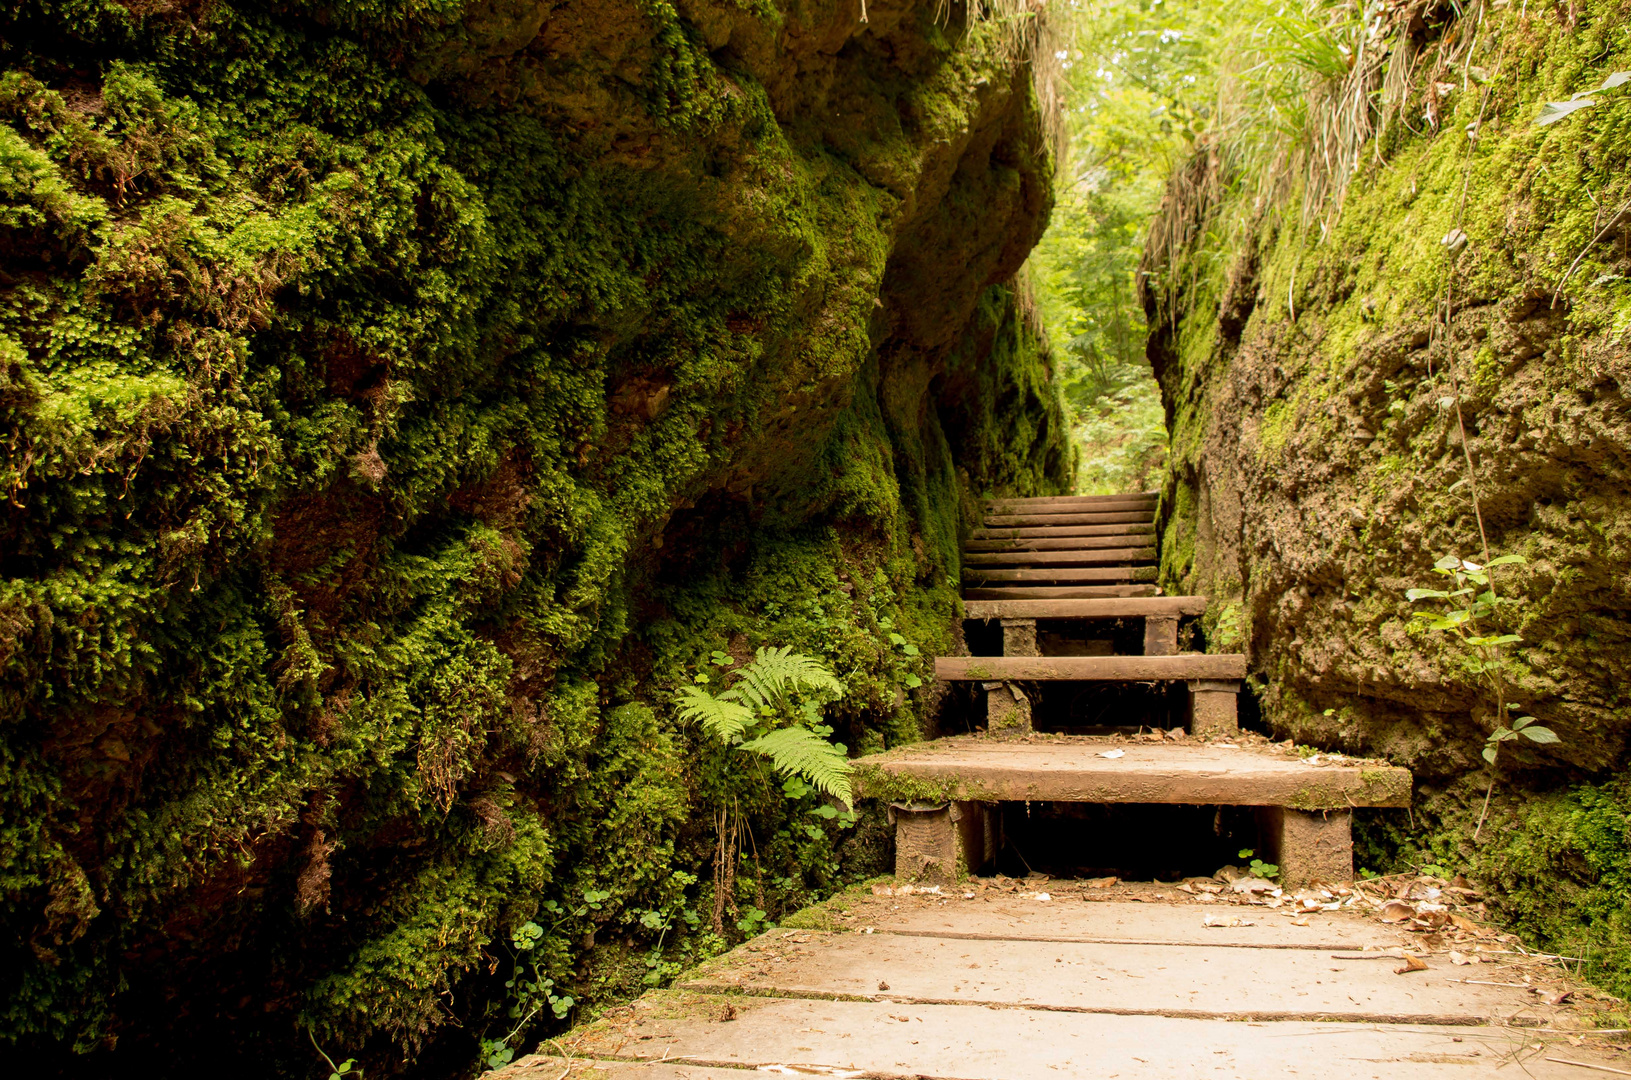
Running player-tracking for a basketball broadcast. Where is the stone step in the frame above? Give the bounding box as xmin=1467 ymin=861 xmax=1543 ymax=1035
xmin=972 ymin=522 xmax=1156 ymax=540
xmin=963 ymin=566 xmax=1159 ymax=584
xmin=963 ymin=546 xmax=1157 ymax=567
xmin=935 ymin=654 xmax=1244 ymax=681
xmin=964 ymin=596 xmax=1207 ymax=620
xmin=854 ymin=735 xmax=1407 ymax=808
xmin=963 ymin=585 xmax=1162 ymax=600
xmin=965 ymin=534 xmax=1156 ymax=552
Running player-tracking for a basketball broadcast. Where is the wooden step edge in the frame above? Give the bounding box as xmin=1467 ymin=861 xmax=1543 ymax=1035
xmin=965 ymin=536 xmax=1154 ymax=552
xmin=982 ymin=512 xmax=1155 ymax=528
xmin=984 ymin=492 xmax=1157 ymax=506
xmin=972 ymin=524 xmax=1156 ymax=540
xmin=963 ymin=567 xmax=1160 ymax=583
xmin=962 ymin=585 xmax=1162 ymax=600
xmin=963 ymin=547 xmax=1158 ymax=565
xmin=934 ymin=653 xmax=1247 ymax=681
xmin=963 ymin=596 xmax=1209 ymax=619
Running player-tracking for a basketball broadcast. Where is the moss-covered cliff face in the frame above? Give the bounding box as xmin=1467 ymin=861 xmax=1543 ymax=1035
xmin=1143 ymin=0 xmax=1631 ymax=996
xmin=0 ymin=0 xmax=1068 ymax=1071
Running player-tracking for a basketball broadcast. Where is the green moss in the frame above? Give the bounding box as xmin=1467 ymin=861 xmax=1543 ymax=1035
xmin=1147 ymin=0 xmax=1631 ymax=1004
xmin=0 ymin=0 xmax=1067 ymax=1074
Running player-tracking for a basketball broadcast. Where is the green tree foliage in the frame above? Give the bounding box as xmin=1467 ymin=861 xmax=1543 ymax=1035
xmin=1029 ymin=0 xmax=1220 ymax=491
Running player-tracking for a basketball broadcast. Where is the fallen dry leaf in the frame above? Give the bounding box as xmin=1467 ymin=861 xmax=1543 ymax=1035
xmin=1546 ymin=990 xmax=1574 ymax=1006
xmin=1085 ymin=876 xmax=1118 ymax=889
xmin=1097 ymin=749 xmax=1126 ymax=759
xmin=1448 ymin=951 xmax=1473 ymax=966
xmin=1395 ymin=954 xmax=1429 ymax=975
xmin=1203 ymin=913 xmax=1255 ymax=928
xmin=1379 ymin=900 xmax=1417 ymax=923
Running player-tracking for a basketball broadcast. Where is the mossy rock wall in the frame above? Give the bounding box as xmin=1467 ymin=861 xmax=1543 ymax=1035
xmin=1143 ymin=0 xmax=1631 ymax=997
xmin=0 ymin=0 xmax=1070 ymax=1071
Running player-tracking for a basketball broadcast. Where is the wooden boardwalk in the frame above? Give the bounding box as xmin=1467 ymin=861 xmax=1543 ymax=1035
xmin=496 ymin=880 xmax=1629 ymax=1079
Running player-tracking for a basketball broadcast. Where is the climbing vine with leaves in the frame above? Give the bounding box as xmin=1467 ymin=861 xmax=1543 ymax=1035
xmin=1405 ymin=555 xmax=1559 ymax=837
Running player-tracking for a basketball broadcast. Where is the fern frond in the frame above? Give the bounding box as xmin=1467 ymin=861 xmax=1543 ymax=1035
xmin=738 ymin=725 xmax=852 ymax=805
xmin=676 ymin=685 xmax=755 ymax=744
xmin=728 ymin=646 xmax=844 ymax=713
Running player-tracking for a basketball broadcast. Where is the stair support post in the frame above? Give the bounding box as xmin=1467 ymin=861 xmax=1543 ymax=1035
xmin=889 ymin=802 xmax=959 ymax=883
xmin=983 ymin=680 xmax=1032 ymax=734
xmin=955 ymin=801 xmax=1001 ymax=875
xmin=1258 ymin=806 xmax=1353 ymax=887
xmin=1000 ymin=617 xmax=1038 ymax=656
xmin=1143 ymin=615 xmax=1178 ymax=656
xmin=989 ymin=617 xmax=1037 ymax=735
xmin=1187 ymin=679 xmax=1239 ymax=736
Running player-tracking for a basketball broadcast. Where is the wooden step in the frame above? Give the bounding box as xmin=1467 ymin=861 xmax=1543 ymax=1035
xmin=985 ymin=493 xmax=1157 ymax=510
xmin=963 ymin=547 xmax=1156 ymax=567
xmin=966 ymin=535 xmax=1156 ymax=553
xmin=963 ymin=585 xmax=1162 ymax=600
xmin=935 ymin=653 xmax=1245 ymax=681
xmin=963 ymin=596 xmax=1207 ymax=620
xmin=963 ymin=567 xmax=1159 ymax=584
xmin=853 ymin=735 xmax=1410 ymax=808
xmin=983 ymin=511 xmax=1153 ymax=528
xmin=972 ymin=523 xmax=1156 ymax=540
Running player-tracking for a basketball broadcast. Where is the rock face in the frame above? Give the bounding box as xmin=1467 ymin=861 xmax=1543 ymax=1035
xmin=0 ymin=0 xmax=1068 ymax=1071
xmin=1142 ymin=0 xmax=1631 ymax=995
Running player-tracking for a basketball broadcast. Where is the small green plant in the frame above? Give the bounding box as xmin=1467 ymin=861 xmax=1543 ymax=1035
xmin=1406 ymin=554 xmax=1559 ymax=837
xmin=676 ymin=646 xmax=851 ymax=803
xmin=1238 ymin=848 xmax=1279 ymax=880
xmin=309 ymin=1031 xmax=362 ymax=1080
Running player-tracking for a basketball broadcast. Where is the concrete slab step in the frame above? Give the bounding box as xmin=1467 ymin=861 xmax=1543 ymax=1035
xmin=963 ymin=546 xmax=1157 ymax=566
xmin=972 ymin=522 xmax=1156 ymax=540
xmin=815 ymin=896 xmax=1404 ymax=950
xmin=966 ymin=534 xmax=1157 ymax=552
xmin=963 ymin=597 xmax=1207 ymax=619
xmin=984 ymin=510 xmax=1153 ymax=527
xmin=853 ymin=735 xmax=1411 ymax=808
xmin=676 ymin=931 xmax=1546 ymax=1025
xmin=935 ymin=654 xmax=1245 ymax=681
xmin=963 ymin=585 xmax=1162 ymax=599
xmin=963 ymin=566 xmax=1159 ymax=584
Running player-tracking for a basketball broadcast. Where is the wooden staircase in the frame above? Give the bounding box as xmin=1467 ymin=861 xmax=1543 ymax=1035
xmin=855 ymin=492 xmax=1411 ymax=888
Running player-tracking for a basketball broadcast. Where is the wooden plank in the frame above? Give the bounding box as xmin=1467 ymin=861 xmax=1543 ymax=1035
xmin=854 ymin=736 xmax=1409 ymax=809
xmin=988 ymin=500 xmax=1155 ymax=519
xmin=963 ymin=547 xmax=1157 ymax=567
xmin=983 ymin=511 xmax=1152 ymax=528
xmin=934 ymin=653 xmax=1245 ymax=681
xmin=965 ymin=535 xmax=1155 ymax=553
xmin=963 ymin=597 xmax=1207 ymax=620
xmin=963 ymin=567 xmax=1158 ymax=583
xmin=985 ymin=493 xmax=1157 ymax=509
xmin=972 ymin=523 xmax=1155 ymax=540
xmin=963 ymin=585 xmax=1161 ymax=599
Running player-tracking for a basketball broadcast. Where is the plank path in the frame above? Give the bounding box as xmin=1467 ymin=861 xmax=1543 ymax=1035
xmin=494 ymin=880 xmax=1629 ymax=1080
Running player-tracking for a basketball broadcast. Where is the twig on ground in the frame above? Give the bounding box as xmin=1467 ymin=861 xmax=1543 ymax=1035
xmin=1545 ymin=1058 xmax=1631 ymax=1077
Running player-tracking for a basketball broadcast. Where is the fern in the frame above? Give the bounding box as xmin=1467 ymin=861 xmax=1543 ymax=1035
xmin=675 ymin=646 xmax=851 ymax=805
xmin=738 ymin=726 xmax=853 ymax=805
xmin=724 ymin=646 xmax=845 ymax=713
xmin=675 ymin=685 xmax=755 ymax=743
